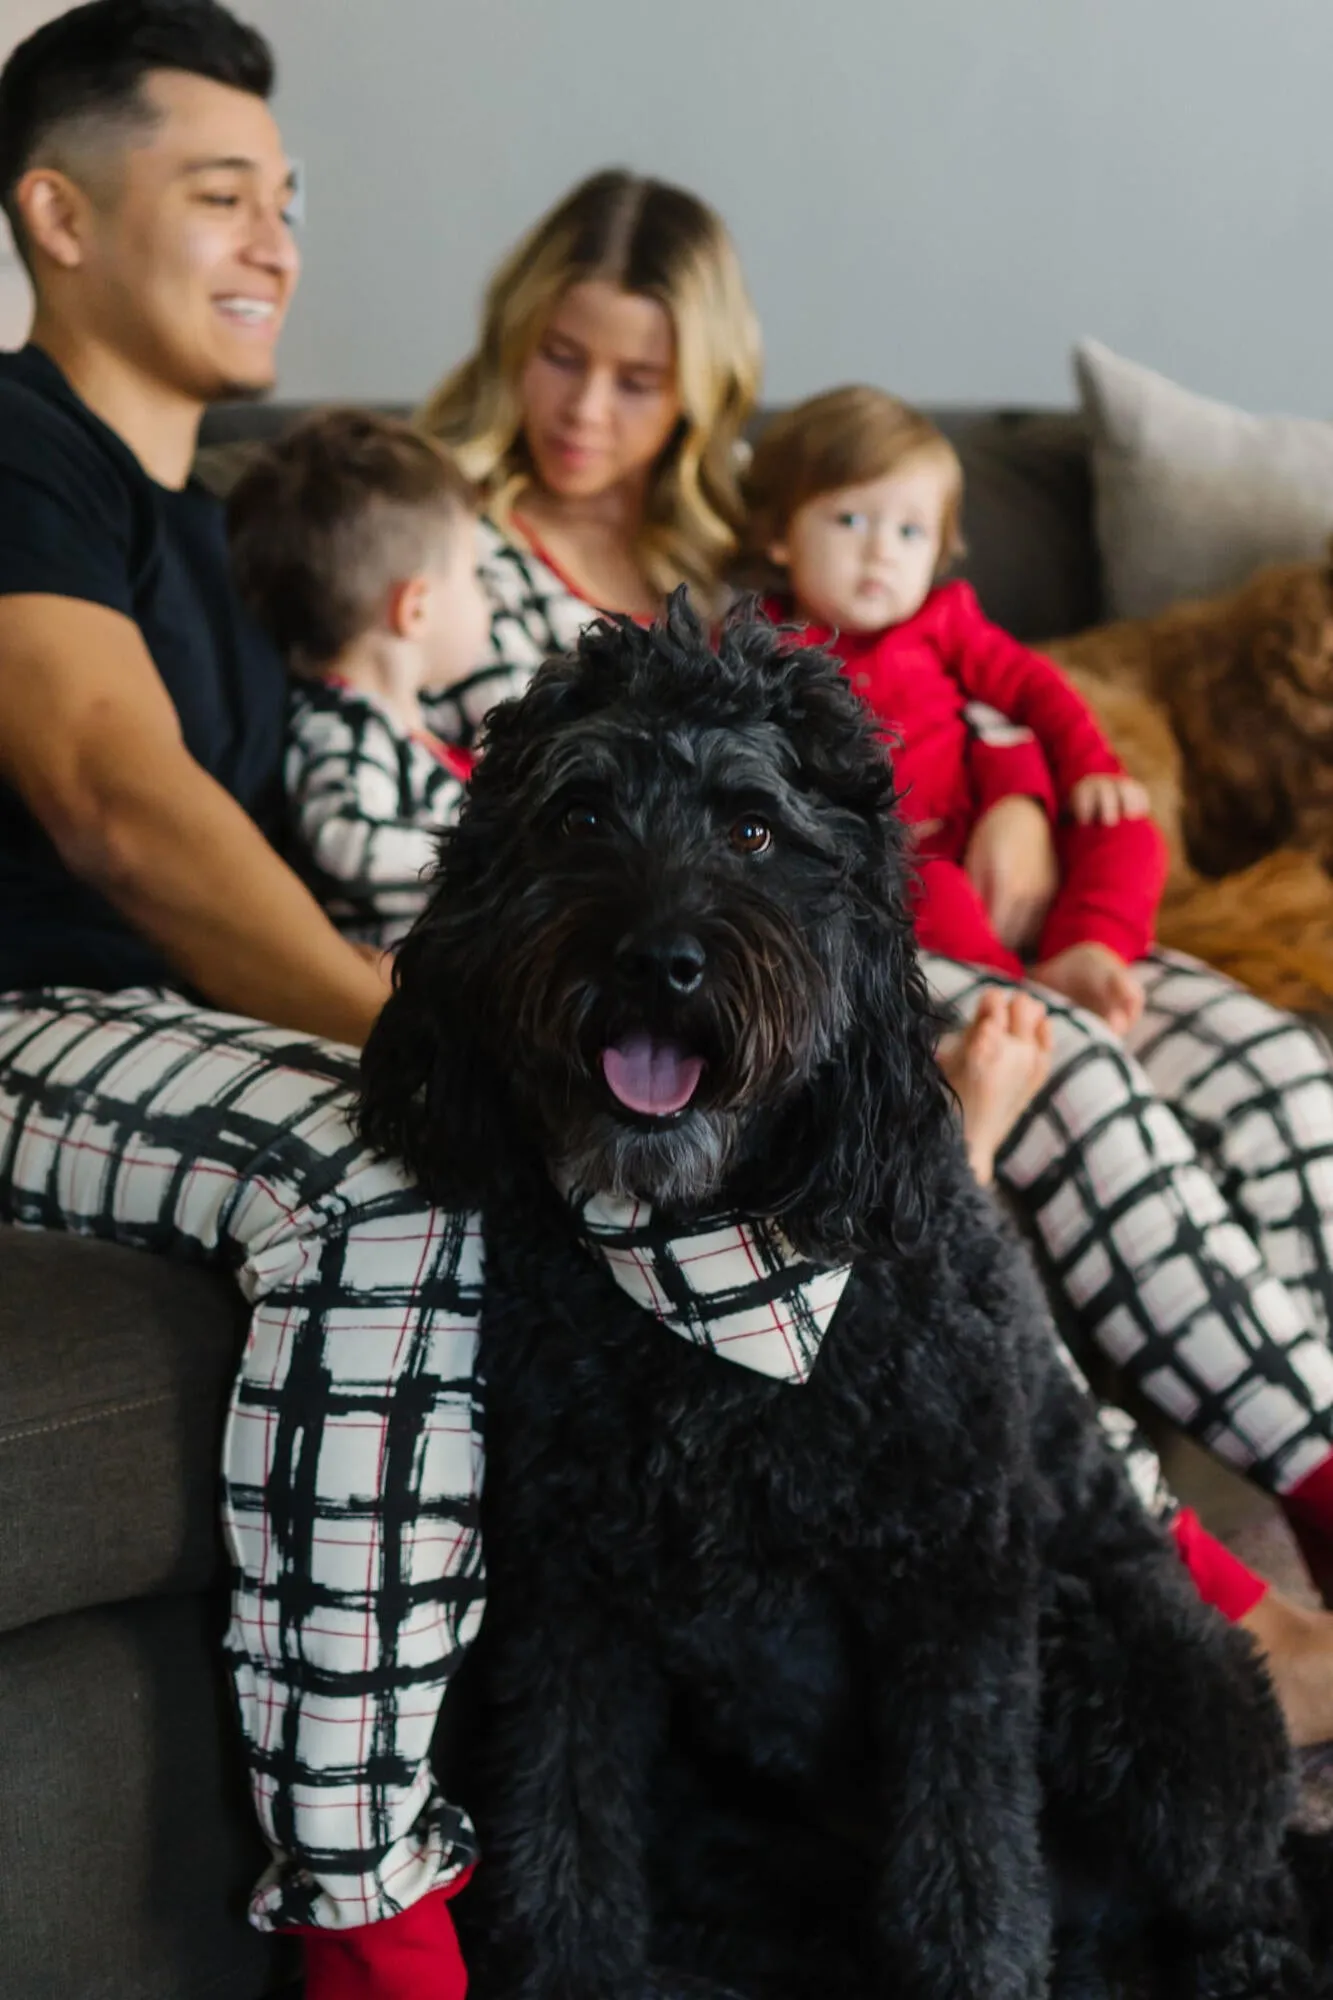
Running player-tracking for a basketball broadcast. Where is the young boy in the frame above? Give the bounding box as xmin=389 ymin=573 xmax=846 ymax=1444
xmin=746 ymin=386 xmax=1168 ymax=1035
xmin=228 ymin=407 xmax=492 ymax=950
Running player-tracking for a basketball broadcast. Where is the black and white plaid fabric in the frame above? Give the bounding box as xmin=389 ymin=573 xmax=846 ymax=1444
xmin=285 ymin=679 xmax=468 ymax=952
xmin=565 ymin=1186 xmax=849 ymax=1384
xmin=927 ymin=947 xmax=1333 ymax=1494
xmin=421 ymin=518 xmax=595 ymax=750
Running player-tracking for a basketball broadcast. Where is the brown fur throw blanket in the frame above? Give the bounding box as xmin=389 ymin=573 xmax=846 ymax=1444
xmin=1048 ymin=553 xmax=1333 ymax=1010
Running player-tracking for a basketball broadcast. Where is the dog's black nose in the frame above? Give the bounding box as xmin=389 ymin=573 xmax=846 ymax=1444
xmin=616 ymin=931 xmax=706 ymax=998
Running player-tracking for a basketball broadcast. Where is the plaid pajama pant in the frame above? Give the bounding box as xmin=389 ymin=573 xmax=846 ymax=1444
xmin=0 ymin=988 xmax=485 ymax=1933
xmin=926 ymin=947 xmax=1333 ymax=1494
xmin=2 ymin=960 xmax=1333 ymax=1930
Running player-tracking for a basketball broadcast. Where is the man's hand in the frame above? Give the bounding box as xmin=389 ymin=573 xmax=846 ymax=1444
xmin=963 ymin=795 xmax=1058 ymax=955
xmin=1069 ymin=773 xmax=1151 ymax=826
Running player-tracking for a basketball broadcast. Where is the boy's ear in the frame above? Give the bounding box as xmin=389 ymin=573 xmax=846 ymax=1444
xmin=387 ymin=574 xmax=430 ymax=639
xmin=767 ymin=536 xmax=790 ymax=569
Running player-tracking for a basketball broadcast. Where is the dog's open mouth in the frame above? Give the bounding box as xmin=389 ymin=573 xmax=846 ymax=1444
xmin=600 ymin=1034 xmax=705 ymax=1119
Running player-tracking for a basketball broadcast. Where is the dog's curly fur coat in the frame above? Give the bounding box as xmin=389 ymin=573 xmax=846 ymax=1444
xmin=362 ymin=599 xmax=1332 ymax=2000
xmin=1049 ymin=553 xmax=1333 ymax=1011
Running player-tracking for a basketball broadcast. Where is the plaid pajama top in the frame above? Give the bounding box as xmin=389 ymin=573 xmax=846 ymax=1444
xmin=421 ymin=517 xmax=624 ymax=747
xmin=284 ymin=679 xmax=473 ymax=951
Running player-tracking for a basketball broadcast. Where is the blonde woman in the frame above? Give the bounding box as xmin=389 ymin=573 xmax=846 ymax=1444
xmin=418 ymin=167 xmax=761 ymax=744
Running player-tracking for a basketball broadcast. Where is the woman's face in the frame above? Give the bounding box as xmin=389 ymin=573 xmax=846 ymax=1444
xmin=519 ymin=280 xmax=683 ymax=501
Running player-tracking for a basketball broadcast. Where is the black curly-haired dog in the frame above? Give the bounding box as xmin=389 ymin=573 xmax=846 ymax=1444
xmin=361 ymin=597 xmax=1329 ymax=2000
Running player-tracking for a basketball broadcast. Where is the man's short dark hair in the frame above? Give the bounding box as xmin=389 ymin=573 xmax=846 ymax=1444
xmin=0 ymin=0 xmax=274 ymax=269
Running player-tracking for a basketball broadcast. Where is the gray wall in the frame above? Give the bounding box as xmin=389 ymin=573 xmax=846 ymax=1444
xmin=0 ymin=0 xmax=58 ymax=343
xmin=6 ymin=0 xmax=1333 ymax=413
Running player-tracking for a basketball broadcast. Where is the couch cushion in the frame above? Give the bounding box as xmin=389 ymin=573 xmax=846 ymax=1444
xmin=933 ymin=409 xmax=1102 ymax=641
xmin=0 ymin=1225 xmax=245 ymax=1635
xmin=0 ymin=1596 xmax=297 ymax=1999
xmin=1076 ymin=338 xmax=1333 ymax=620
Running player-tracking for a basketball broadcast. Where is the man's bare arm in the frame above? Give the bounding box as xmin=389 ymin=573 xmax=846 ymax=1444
xmin=0 ymin=594 xmax=391 ymax=1046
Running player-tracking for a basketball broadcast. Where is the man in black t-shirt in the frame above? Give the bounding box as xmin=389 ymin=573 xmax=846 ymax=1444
xmin=0 ymin=14 xmax=491 ymax=1995
xmin=0 ymin=0 xmax=389 ymax=1044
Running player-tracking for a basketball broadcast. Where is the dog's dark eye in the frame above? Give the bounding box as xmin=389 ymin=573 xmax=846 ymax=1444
xmin=729 ymin=816 xmax=772 ymax=856
xmin=560 ymin=804 xmax=603 ymax=839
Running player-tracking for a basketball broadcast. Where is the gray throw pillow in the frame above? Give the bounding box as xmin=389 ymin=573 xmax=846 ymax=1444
xmin=1074 ymin=338 xmax=1333 ymax=619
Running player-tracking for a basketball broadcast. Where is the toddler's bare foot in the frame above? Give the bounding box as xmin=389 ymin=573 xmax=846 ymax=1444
xmin=938 ymin=988 xmax=1054 ymax=1186
xmin=1034 ymin=941 xmax=1144 ymax=1036
xmin=1242 ymin=1587 xmax=1333 ymax=1748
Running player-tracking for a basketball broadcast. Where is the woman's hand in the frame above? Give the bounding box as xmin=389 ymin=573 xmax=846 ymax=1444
xmin=1069 ymin=773 xmax=1151 ymax=826
xmin=963 ymin=796 xmax=1058 ymax=955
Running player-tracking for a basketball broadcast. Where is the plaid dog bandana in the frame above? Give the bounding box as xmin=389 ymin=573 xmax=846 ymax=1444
xmin=564 ymin=1186 xmax=852 ymax=1385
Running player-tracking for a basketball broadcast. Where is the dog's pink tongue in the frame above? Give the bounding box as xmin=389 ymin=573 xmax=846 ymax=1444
xmin=602 ymin=1034 xmax=704 ymax=1116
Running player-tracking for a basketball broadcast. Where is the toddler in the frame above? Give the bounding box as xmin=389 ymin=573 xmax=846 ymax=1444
xmin=746 ymin=386 xmax=1168 ymax=1035
xmin=228 ymin=408 xmax=491 ymax=952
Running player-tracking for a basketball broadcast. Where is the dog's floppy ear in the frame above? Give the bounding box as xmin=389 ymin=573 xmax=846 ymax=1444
xmin=359 ymin=920 xmax=531 ymax=1210
xmin=358 ymin=719 xmax=557 ymax=1209
xmin=772 ymin=888 xmax=956 ymax=1262
xmin=360 ymin=648 xmax=621 ymax=1205
xmin=710 ymin=623 xmax=960 ymax=1261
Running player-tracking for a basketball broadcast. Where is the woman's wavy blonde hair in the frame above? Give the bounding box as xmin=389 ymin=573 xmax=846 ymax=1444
xmin=418 ymin=169 xmax=762 ymax=605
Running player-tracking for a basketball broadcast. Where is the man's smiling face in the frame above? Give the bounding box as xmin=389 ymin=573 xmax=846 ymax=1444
xmin=51 ymin=66 xmax=299 ymax=402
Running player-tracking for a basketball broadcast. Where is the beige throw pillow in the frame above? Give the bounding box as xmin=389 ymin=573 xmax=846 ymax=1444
xmin=1074 ymin=338 xmax=1333 ymax=619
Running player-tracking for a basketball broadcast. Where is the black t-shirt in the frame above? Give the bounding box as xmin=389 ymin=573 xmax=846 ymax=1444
xmin=0 ymin=344 xmax=287 ymax=992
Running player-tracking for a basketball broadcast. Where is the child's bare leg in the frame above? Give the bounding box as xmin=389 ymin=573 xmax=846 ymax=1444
xmin=938 ymin=989 xmax=1054 ymax=1186
xmin=1242 ymin=1589 xmax=1333 ymax=1749
xmin=1033 ymin=941 xmax=1145 ymax=1037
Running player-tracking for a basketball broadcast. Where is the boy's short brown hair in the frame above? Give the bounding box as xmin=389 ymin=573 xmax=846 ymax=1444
xmin=743 ymin=385 xmax=964 ymax=577
xmin=227 ymin=407 xmax=474 ymax=668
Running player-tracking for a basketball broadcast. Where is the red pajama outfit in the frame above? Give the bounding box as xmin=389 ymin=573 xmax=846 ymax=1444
xmin=769 ymin=582 xmax=1168 ymax=975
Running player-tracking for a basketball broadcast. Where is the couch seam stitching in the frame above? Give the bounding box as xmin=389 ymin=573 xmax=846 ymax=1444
xmin=0 ymin=1390 xmax=177 ymax=1447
